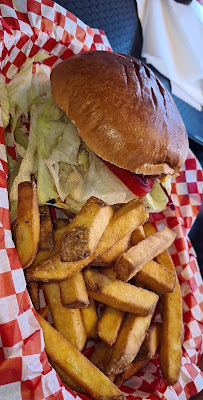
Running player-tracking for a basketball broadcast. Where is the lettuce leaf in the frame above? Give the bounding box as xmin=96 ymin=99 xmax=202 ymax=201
xmin=7 ymin=53 xmax=50 ymax=119
xmin=47 ymin=122 xmax=80 ymax=165
xmin=37 ymin=156 xmax=58 ymax=204
xmin=69 ymin=150 xmax=135 ymax=206
xmin=36 ymin=98 xmax=67 ymax=159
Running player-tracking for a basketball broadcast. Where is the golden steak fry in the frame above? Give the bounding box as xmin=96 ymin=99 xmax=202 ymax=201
xmin=37 ymin=314 xmax=124 ymax=400
xmin=159 ymin=276 xmax=183 ymax=385
xmin=39 ymin=205 xmax=54 ymax=251
xmin=106 ymin=313 xmax=153 ymax=375
xmin=90 ymin=234 xmax=131 ymax=267
xmin=61 ymin=196 xmax=113 ymax=262
xmin=43 ymin=282 xmax=87 ymax=351
xmin=130 ymin=225 xmax=145 ymax=245
xmin=15 ymin=181 xmax=40 ymax=268
xmin=115 ymin=227 xmax=176 ymax=281
xmin=90 ymin=341 xmax=113 ymax=373
xmin=132 ymin=260 xmax=176 ymax=294
xmin=59 ymin=271 xmax=89 ymax=308
xmin=97 ymin=268 xmax=124 ymax=346
xmin=98 ymin=306 xmax=124 ymax=346
xmin=84 ymin=269 xmax=159 ymax=316
xmin=27 ymin=281 xmax=39 ymax=310
xmin=143 ymin=222 xmax=183 ymax=385
xmin=115 ymin=323 xmax=161 ymax=386
xmin=50 ymin=360 xmax=87 ymax=394
xmin=29 ymin=225 xmax=68 ymax=269
xmin=80 ymin=298 xmax=98 ymax=340
xmin=93 ymin=199 xmax=148 ymax=257
xmin=26 ymin=252 xmax=94 ymax=282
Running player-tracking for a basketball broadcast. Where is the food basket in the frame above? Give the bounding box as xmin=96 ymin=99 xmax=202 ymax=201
xmin=0 ymin=1 xmax=203 ymax=399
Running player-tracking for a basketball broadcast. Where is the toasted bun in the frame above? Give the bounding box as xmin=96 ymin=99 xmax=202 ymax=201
xmin=51 ymin=51 xmax=188 ymax=175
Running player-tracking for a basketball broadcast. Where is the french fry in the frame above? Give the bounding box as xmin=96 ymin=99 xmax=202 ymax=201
xmin=84 ymin=269 xmax=159 ymax=316
xmin=98 ymin=306 xmax=124 ymax=346
xmin=133 ymin=280 xmax=145 ymax=289
xmin=61 ymin=197 xmax=113 ymax=262
xmin=29 ymin=225 xmax=68 ymax=269
xmin=130 ymin=222 xmax=176 ymax=294
xmin=116 ymin=360 xmax=148 ymax=385
xmin=43 ymin=282 xmax=87 ymax=351
xmin=130 ymin=226 xmax=145 ymax=246
xmin=90 ymin=341 xmax=113 ymax=373
xmin=159 ymin=274 xmax=183 ymax=385
xmin=11 ymin=218 xmax=18 ymax=244
xmin=106 ymin=313 xmax=153 ymax=375
xmin=50 ymin=359 xmax=87 ymax=394
xmin=41 ymin=305 xmax=49 ymax=318
xmin=143 ymin=221 xmax=177 ymax=276
xmin=15 ymin=181 xmax=40 ymax=268
xmin=37 ymin=314 xmax=124 ymax=400
xmin=114 ymin=323 xmax=161 ymax=386
xmin=100 ymin=267 xmax=117 ymax=279
xmin=26 ymin=252 xmax=94 ymax=282
xmin=143 ymin=222 xmax=183 ymax=385
xmin=27 ymin=281 xmax=39 ymax=310
xmin=138 ymin=323 xmax=161 ymax=360
xmin=59 ymin=272 xmax=89 ymax=308
xmin=132 ymin=260 xmax=176 ymax=294
xmin=143 ymin=221 xmax=157 ymax=237
xmin=53 ymin=218 xmax=69 ymax=230
xmin=156 ymin=250 xmax=176 ymax=272
xmin=143 ymin=222 xmax=177 ymax=274
xmin=90 ymin=234 xmax=131 ymax=268
xmin=114 ymin=227 xmax=176 ymax=281
xmin=39 ymin=205 xmax=54 ymax=251
xmin=130 ymin=224 xmax=176 ymax=294
xmin=98 ymin=268 xmax=125 ymax=346
xmin=81 ymin=298 xmax=98 ymax=339
xmin=93 ymin=199 xmax=148 ymax=257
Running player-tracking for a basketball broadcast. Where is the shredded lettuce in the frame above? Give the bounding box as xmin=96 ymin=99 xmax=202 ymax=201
xmin=78 ymin=149 xmax=89 ymax=167
xmin=14 ymin=126 xmax=28 ymax=151
xmin=37 ymin=156 xmax=58 ymax=204
xmin=7 ymin=53 xmax=50 ymax=120
xmin=28 ymin=63 xmax=51 ymax=106
xmin=36 ymin=98 xmax=67 ymax=159
xmin=12 ymin=125 xmax=28 ymax=159
xmin=47 ymin=122 xmax=80 ymax=165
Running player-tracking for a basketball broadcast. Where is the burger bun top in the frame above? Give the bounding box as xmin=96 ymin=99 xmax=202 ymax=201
xmin=51 ymin=51 xmax=188 ymax=176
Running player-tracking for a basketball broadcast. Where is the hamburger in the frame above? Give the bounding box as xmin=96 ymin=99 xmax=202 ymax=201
xmin=50 ymin=51 xmax=188 ymax=212
xmin=7 ymin=51 xmax=189 ymax=218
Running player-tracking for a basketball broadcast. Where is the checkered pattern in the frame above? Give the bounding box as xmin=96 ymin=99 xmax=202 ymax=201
xmin=0 ymin=1 xmax=203 ymax=399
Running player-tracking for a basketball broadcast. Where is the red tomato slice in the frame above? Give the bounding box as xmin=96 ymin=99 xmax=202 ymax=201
xmin=102 ymin=159 xmax=154 ymax=198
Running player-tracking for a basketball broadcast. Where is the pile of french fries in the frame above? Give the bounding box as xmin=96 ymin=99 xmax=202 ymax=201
xmin=12 ymin=180 xmax=183 ymax=400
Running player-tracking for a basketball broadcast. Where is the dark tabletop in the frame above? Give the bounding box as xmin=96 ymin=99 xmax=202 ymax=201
xmin=54 ymin=0 xmax=203 ymax=274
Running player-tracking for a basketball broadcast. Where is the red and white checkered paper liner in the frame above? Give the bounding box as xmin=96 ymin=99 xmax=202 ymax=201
xmin=0 ymin=1 xmax=203 ymax=399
